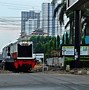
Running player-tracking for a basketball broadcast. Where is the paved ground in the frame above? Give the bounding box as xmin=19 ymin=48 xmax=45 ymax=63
xmin=0 ymin=72 xmax=89 ymax=90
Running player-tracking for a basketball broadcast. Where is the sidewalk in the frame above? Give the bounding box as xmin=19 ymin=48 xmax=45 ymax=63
xmin=41 ymin=68 xmax=89 ymax=75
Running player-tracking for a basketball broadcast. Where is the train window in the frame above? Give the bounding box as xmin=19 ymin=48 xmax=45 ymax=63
xmin=18 ymin=44 xmax=32 ymax=57
xmin=7 ymin=46 xmax=11 ymax=56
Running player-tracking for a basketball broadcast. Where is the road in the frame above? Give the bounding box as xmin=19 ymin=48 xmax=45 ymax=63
xmin=0 ymin=72 xmax=89 ymax=90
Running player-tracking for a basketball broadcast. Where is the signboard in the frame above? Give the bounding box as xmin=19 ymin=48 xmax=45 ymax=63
xmin=33 ymin=53 xmax=44 ymax=58
xmin=62 ymin=46 xmax=74 ymax=56
xmin=80 ymin=46 xmax=89 ymax=55
xmin=62 ymin=45 xmax=89 ymax=56
xmin=67 ymin=0 xmax=79 ymax=10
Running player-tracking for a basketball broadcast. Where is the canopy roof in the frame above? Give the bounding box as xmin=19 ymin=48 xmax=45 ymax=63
xmin=67 ymin=0 xmax=89 ymax=14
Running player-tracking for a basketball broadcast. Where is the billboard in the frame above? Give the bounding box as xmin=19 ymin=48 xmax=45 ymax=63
xmin=67 ymin=0 xmax=79 ymax=10
xmin=62 ymin=45 xmax=89 ymax=56
xmin=62 ymin=46 xmax=74 ymax=56
xmin=80 ymin=46 xmax=89 ymax=55
xmin=33 ymin=53 xmax=44 ymax=58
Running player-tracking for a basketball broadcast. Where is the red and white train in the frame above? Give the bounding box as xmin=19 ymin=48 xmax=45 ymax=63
xmin=2 ymin=41 xmax=36 ymax=72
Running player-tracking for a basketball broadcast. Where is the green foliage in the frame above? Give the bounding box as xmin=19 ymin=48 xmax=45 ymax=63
xmin=64 ymin=60 xmax=89 ymax=68
xmin=66 ymin=32 xmax=69 ymax=44
xmin=56 ymin=35 xmax=60 ymax=50
xmin=53 ymin=0 xmax=66 ymax=25
xmin=29 ymin=36 xmax=60 ymax=59
xmin=82 ymin=36 xmax=85 ymax=44
xmin=65 ymin=57 xmax=74 ymax=61
xmin=62 ymin=35 xmax=64 ymax=45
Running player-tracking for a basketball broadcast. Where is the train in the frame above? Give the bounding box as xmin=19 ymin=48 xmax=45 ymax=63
xmin=2 ymin=41 xmax=36 ymax=72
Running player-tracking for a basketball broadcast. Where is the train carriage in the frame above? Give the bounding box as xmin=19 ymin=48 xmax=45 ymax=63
xmin=2 ymin=41 xmax=36 ymax=72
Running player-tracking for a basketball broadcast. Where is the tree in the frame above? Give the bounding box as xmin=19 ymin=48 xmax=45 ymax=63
xmin=34 ymin=42 xmax=44 ymax=53
xmin=62 ymin=34 xmax=64 ymax=45
xmin=66 ymin=12 xmax=75 ymax=44
xmin=29 ymin=36 xmax=57 ymax=58
xmin=65 ymin=32 xmax=69 ymax=44
xmin=52 ymin=0 xmax=75 ymax=44
xmin=56 ymin=35 xmax=60 ymax=50
xmin=52 ymin=0 xmax=66 ymax=25
xmin=82 ymin=36 xmax=85 ymax=44
xmin=80 ymin=8 xmax=89 ymax=45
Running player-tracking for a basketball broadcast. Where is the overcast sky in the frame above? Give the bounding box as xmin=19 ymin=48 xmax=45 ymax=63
xmin=0 ymin=0 xmax=52 ymax=52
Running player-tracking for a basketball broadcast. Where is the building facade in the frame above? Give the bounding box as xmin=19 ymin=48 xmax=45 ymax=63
xmin=21 ymin=11 xmax=40 ymax=36
xmin=21 ymin=2 xmax=61 ymax=37
xmin=42 ymin=3 xmax=56 ymax=36
xmin=25 ymin=19 xmax=38 ymax=35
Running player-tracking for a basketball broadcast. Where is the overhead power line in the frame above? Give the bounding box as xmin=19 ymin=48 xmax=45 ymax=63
xmin=0 ymin=1 xmax=31 ymax=7
xmin=0 ymin=1 xmax=31 ymax=9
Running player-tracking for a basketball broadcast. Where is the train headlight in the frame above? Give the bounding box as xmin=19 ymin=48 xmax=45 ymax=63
xmin=19 ymin=41 xmax=28 ymax=46
xmin=19 ymin=41 xmax=32 ymax=46
xmin=23 ymin=41 xmax=27 ymax=44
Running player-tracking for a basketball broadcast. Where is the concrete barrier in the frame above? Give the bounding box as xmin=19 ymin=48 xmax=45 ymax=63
xmin=66 ymin=65 xmax=70 ymax=72
xmin=77 ymin=70 xmax=87 ymax=75
xmin=87 ymin=71 xmax=89 ymax=75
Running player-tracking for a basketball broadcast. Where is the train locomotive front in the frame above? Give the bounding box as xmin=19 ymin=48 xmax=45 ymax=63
xmin=2 ymin=41 xmax=36 ymax=72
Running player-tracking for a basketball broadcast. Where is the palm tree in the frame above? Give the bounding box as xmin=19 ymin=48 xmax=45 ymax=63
xmin=51 ymin=0 xmax=66 ymax=49
xmin=52 ymin=0 xmax=66 ymax=25
xmin=52 ymin=0 xmax=75 ymax=44
xmin=66 ymin=12 xmax=75 ymax=44
xmin=81 ymin=8 xmax=89 ymax=44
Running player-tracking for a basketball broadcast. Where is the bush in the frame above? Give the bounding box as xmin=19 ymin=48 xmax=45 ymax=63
xmin=64 ymin=60 xmax=89 ymax=68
